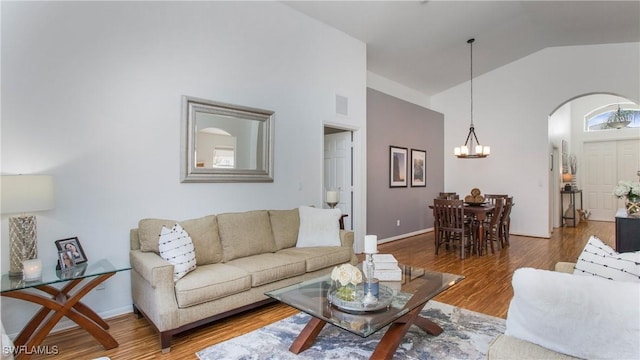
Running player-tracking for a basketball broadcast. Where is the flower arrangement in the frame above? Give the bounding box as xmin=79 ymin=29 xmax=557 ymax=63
xmin=613 ymin=181 xmax=640 ymax=199
xmin=614 ymin=181 xmax=640 ymax=216
xmin=330 ymin=263 xmax=363 ymax=301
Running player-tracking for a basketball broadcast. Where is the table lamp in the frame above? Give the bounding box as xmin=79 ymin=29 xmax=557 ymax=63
xmin=1 ymin=175 xmax=54 ymax=277
xmin=562 ymin=173 xmax=573 ymax=191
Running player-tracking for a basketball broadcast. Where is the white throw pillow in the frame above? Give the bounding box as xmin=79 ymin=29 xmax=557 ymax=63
xmin=296 ymin=206 xmax=342 ymax=247
xmin=506 ymin=267 xmax=640 ymax=360
xmin=573 ymin=235 xmax=640 ymax=282
xmin=158 ymin=223 xmax=197 ymax=282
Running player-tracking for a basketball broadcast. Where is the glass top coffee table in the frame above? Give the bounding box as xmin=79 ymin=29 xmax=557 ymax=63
xmin=266 ymin=263 xmax=463 ymax=359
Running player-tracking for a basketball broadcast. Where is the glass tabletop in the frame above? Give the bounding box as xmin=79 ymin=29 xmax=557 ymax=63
xmin=1 ymin=258 xmax=131 ymax=293
xmin=265 ymin=263 xmax=463 ymax=337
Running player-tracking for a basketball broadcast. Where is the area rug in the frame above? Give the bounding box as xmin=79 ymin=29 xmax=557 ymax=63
xmin=196 ymin=301 xmax=505 ymax=360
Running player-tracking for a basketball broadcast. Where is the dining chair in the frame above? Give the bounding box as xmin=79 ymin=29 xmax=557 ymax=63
xmin=433 ymin=199 xmax=474 ymax=259
xmin=482 ymin=197 xmax=504 ymax=254
xmin=499 ymin=197 xmax=514 ymax=247
xmin=484 ymin=194 xmax=508 ymax=204
xmin=438 ymin=192 xmax=459 ymax=200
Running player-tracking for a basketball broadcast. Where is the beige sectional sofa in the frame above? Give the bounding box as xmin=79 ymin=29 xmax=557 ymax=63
xmin=129 ymin=208 xmax=356 ymax=352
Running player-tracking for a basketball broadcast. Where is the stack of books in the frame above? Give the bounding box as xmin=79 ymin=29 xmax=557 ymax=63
xmin=372 ymin=254 xmax=402 ymax=281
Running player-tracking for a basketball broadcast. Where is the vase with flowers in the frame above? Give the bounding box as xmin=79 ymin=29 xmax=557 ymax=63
xmin=614 ymin=181 xmax=640 ymax=217
xmin=329 ymin=263 xmax=363 ymax=301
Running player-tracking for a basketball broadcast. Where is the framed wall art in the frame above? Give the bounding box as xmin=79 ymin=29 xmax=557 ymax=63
xmin=389 ymin=146 xmax=408 ymax=187
xmin=55 ymin=237 xmax=88 ymax=264
xmin=411 ymin=149 xmax=426 ymax=187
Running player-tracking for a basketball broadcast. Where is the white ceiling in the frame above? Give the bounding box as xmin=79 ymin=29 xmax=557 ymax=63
xmin=285 ymin=1 xmax=640 ymax=97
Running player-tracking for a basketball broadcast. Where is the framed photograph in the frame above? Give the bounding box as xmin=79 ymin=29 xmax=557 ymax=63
xmin=411 ymin=149 xmax=426 ymax=187
xmin=55 ymin=237 xmax=88 ymax=264
xmin=389 ymin=146 xmax=408 ymax=187
xmin=58 ymin=250 xmax=76 ymax=270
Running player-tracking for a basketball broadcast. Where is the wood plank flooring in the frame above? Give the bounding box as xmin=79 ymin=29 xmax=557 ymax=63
xmin=30 ymin=221 xmax=614 ymax=359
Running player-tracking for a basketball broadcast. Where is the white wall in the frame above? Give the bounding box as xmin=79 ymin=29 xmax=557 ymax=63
xmin=431 ymin=42 xmax=640 ymax=238
xmin=1 ymin=2 xmax=366 ymax=334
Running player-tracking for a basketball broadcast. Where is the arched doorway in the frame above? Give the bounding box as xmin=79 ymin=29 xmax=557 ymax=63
xmin=549 ymin=93 xmax=640 ymax=227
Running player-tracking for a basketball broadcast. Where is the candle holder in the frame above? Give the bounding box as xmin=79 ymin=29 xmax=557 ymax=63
xmin=362 ymin=253 xmax=378 ymax=306
xmin=326 ymin=189 xmax=339 ymax=209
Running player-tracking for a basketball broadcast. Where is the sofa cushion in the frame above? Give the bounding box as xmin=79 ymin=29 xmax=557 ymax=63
xmin=296 ymin=206 xmax=342 ymax=247
xmin=269 ymin=209 xmax=300 ymax=250
xmin=573 ymin=235 xmax=640 ymax=282
xmin=158 ymin=224 xmax=197 ymax=282
xmin=226 ymin=253 xmax=306 ymax=287
xmin=217 ymin=210 xmax=277 ymax=262
xmin=505 ymin=267 xmax=640 ymax=360
xmin=174 ymin=263 xmax=251 ymax=308
xmin=138 ymin=215 xmax=222 ymax=265
xmin=277 ymin=246 xmax=352 ymax=272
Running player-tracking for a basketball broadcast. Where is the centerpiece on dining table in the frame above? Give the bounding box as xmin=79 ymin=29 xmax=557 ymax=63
xmin=614 ymin=180 xmax=640 ymax=217
xmin=464 ymin=188 xmax=485 ymax=205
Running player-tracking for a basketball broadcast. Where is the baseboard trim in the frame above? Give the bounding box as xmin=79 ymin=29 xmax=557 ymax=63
xmin=378 ymin=228 xmax=433 ymax=245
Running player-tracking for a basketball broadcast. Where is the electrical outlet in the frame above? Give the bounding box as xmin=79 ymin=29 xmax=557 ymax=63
xmin=396 ymin=219 xmax=400 ymax=227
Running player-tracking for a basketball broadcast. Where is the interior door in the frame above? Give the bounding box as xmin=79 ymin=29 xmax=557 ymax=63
xmin=324 ymin=131 xmax=353 ymax=230
xmin=583 ymin=140 xmax=640 ymax=221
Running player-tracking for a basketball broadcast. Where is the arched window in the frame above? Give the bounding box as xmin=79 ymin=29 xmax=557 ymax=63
xmin=585 ymin=102 xmax=640 ymax=131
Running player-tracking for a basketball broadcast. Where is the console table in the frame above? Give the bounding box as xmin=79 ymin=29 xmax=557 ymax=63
xmin=561 ymin=189 xmax=583 ymax=227
xmin=1 ymin=259 xmax=130 ymax=359
xmin=615 ymin=208 xmax=640 ymax=252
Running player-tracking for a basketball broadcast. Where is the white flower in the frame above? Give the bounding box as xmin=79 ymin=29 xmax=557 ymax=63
xmin=330 ymin=263 xmax=363 ymax=286
xmin=614 ymin=181 xmax=640 ymax=199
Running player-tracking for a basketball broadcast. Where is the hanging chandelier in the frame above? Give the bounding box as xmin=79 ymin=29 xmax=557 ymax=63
xmin=454 ymin=38 xmax=490 ymax=158
xmin=605 ymin=103 xmax=632 ymax=129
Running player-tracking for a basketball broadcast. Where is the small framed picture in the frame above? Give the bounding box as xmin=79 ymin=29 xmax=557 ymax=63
xmin=55 ymin=237 xmax=88 ymax=264
xmin=58 ymin=250 xmax=76 ymax=270
xmin=389 ymin=146 xmax=408 ymax=187
xmin=411 ymin=149 xmax=426 ymax=187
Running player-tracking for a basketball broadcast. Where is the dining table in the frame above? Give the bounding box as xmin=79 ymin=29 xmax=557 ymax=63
xmin=430 ymin=202 xmax=495 ymax=256
xmin=463 ymin=203 xmax=495 ymax=255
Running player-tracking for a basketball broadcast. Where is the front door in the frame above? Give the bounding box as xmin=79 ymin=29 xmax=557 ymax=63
xmin=583 ymin=139 xmax=640 ymax=221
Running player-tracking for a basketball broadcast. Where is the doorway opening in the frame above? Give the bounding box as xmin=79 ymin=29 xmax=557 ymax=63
xmin=549 ymin=93 xmax=640 ymax=228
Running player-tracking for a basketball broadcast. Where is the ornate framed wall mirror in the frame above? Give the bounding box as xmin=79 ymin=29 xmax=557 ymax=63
xmin=181 ymin=96 xmax=274 ymax=182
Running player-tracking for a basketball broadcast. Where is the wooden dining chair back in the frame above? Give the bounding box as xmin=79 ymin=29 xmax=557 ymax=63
xmin=437 ymin=192 xmax=459 ymax=200
xmin=433 ymin=199 xmax=471 ymax=259
xmin=484 ymin=194 xmax=508 ymax=205
xmin=483 ymin=197 xmax=505 ymax=254
xmin=499 ymin=196 xmax=514 ymax=247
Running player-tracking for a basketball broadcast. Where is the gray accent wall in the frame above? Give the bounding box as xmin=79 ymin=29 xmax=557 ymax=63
xmin=367 ymin=88 xmax=444 ymax=240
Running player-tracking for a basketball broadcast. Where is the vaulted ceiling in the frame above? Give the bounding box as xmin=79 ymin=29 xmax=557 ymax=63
xmin=285 ymin=1 xmax=640 ymax=97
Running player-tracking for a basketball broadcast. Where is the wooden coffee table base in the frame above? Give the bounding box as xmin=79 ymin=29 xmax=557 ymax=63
xmin=289 ymin=303 xmax=441 ymax=360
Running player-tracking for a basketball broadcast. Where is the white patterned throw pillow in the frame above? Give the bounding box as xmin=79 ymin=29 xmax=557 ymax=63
xmin=573 ymin=235 xmax=640 ymax=282
xmin=158 ymin=223 xmax=197 ymax=282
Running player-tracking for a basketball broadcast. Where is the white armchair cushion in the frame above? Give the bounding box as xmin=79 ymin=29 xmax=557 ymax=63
xmin=506 ymin=267 xmax=640 ymax=360
xmin=573 ymin=235 xmax=640 ymax=282
xmin=158 ymin=223 xmax=197 ymax=281
xmin=296 ymin=206 xmax=342 ymax=247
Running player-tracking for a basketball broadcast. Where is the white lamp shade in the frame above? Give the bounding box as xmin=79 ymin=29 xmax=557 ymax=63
xmin=1 ymin=175 xmax=54 ymax=214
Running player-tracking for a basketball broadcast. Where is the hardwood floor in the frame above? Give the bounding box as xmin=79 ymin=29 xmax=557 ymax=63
xmin=31 ymin=221 xmax=614 ymax=359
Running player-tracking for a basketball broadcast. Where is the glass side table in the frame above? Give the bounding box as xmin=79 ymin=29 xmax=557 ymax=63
xmin=1 ymin=258 xmax=130 ymax=360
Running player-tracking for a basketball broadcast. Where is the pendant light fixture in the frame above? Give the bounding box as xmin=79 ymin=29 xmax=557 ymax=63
xmin=454 ymin=38 xmax=490 ymax=158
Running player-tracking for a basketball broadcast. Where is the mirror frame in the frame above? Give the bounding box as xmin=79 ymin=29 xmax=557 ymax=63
xmin=181 ymin=96 xmax=274 ymax=183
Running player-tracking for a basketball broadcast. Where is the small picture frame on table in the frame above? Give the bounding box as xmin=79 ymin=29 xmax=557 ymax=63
xmin=55 ymin=237 xmax=88 ymax=264
xmin=58 ymin=250 xmax=76 ymax=271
